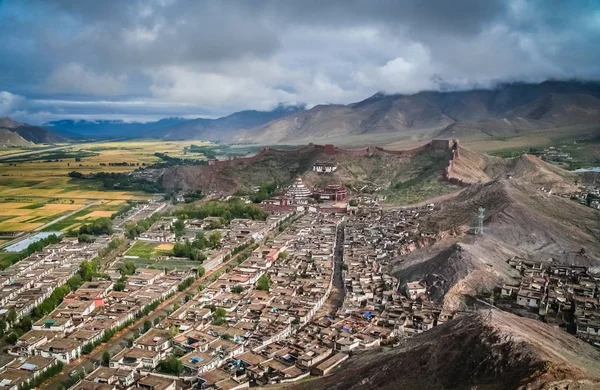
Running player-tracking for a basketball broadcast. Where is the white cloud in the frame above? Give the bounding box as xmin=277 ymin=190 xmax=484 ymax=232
xmin=0 ymin=91 xmax=25 ymax=116
xmin=46 ymin=63 xmax=127 ymax=96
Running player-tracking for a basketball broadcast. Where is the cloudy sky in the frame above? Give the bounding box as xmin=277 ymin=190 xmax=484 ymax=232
xmin=1 ymin=0 xmax=599 ymax=124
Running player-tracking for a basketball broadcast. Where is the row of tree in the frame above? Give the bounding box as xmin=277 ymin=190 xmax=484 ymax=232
xmin=78 ymin=217 xmax=113 ymax=236
xmin=125 ymin=211 xmax=163 ymax=239
xmin=174 ymin=198 xmax=268 ymax=223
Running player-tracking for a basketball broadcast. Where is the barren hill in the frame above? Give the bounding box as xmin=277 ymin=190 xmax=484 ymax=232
xmin=275 ymin=310 xmax=600 ymax=390
xmin=161 ymin=142 xmax=455 ymax=196
xmin=391 ymin=154 xmax=600 ymax=312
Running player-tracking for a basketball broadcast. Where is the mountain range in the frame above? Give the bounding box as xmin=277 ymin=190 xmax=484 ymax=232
xmin=3 ymin=80 xmax=600 ymax=146
xmin=234 ymin=80 xmax=600 ymax=144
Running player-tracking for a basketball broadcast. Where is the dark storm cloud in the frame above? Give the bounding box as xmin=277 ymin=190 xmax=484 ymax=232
xmin=0 ymin=0 xmax=598 ymax=123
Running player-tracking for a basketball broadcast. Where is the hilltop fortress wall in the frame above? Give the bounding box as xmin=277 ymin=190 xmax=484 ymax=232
xmin=207 ymin=139 xmax=455 ymax=169
xmin=444 ymin=139 xmax=469 ymax=187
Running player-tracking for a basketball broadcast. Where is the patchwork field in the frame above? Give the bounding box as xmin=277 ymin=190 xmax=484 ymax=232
xmin=39 ymin=200 xmax=129 ymax=232
xmin=0 ymin=140 xmax=212 ymax=234
xmin=0 ymin=200 xmax=83 ymax=232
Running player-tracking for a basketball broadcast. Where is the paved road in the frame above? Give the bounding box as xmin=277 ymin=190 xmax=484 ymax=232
xmin=0 ymin=200 xmax=101 ymax=250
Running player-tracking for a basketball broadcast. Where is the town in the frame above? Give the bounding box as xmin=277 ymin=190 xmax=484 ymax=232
xmin=0 ymin=190 xmax=455 ymax=390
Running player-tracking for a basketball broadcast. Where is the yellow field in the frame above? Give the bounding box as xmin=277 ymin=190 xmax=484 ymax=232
xmin=156 ymin=243 xmax=174 ymax=251
xmin=77 ymin=210 xmax=113 ymax=219
xmin=105 ymin=200 xmax=125 ymax=206
xmin=39 ymin=203 xmax=81 ymax=211
xmin=0 ymin=221 xmax=43 ymax=231
xmin=0 ymin=208 xmax=32 ymax=216
xmin=0 ymin=200 xmax=84 ymax=232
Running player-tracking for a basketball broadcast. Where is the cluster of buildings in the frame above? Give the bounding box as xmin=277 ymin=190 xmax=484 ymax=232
xmin=338 ymin=206 xmax=448 ymax=341
xmin=566 ymin=186 xmax=600 ymax=210
xmin=0 ymin=237 xmax=111 ymax=323
xmin=261 ymin=161 xmax=348 ymax=211
xmin=539 ymin=146 xmax=573 ymax=164
xmin=80 ymin=212 xmax=344 ymax=389
xmin=0 ymin=201 xmax=172 ymax=390
xmin=0 ymin=197 xmax=460 ymax=390
xmin=11 ymin=268 xmax=192 ymax=365
xmin=501 ymin=258 xmax=600 ymax=343
xmin=132 ymin=212 xmax=292 ymax=273
xmin=112 ymin=200 xmax=168 ymax=232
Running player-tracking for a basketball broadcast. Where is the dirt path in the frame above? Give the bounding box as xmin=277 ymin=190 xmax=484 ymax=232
xmin=382 ymin=187 xmax=467 ymax=210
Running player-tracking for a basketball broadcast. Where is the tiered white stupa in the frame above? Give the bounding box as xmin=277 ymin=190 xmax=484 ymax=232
xmin=286 ymin=177 xmax=312 ymax=199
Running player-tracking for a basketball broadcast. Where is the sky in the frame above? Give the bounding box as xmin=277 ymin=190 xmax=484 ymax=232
xmin=1 ymin=0 xmax=599 ymax=124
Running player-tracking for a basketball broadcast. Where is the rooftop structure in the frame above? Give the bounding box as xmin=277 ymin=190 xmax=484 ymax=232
xmin=312 ymin=161 xmax=337 ymax=173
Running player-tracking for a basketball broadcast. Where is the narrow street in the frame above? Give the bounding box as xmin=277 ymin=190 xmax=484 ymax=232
xmin=316 ymin=220 xmax=346 ymax=318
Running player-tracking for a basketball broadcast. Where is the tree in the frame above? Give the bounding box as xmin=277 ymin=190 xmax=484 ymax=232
xmin=6 ymin=332 xmax=18 ymax=344
xmin=77 ymin=234 xmax=95 ymax=243
xmin=6 ymin=309 xmax=17 ymax=325
xmin=143 ymin=320 xmax=152 ymax=333
xmin=159 ymin=356 xmax=183 ymax=375
xmin=0 ymin=319 xmax=6 ymax=337
xmin=78 ymin=260 xmax=99 ymax=281
xmin=113 ymin=278 xmax=126 ymax=292
xmin=208 ymin=231 xmax=222 ymax=249
xmin=277 ymin=251 xmax=288 ymax=260
xmin=256 ymin=274 xmax=271 ymax=292
xmin=197 ymin=266 xmax=205 ymax=278
xmin=173 ymin=219 xmax=185 ymax=238
xmin=230 ymin=285 xmax=244 ymax=294
xmin=102 ymin=351 xmax=111 ymax=366
xmin=119 ymin=262 xmax=136 ymax=276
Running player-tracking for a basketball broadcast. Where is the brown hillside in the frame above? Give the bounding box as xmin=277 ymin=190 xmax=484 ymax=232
xmin=275 ymin=310 xmax=600 ymax=390
xmin=0 ymin=128 xmax=35 ymax=148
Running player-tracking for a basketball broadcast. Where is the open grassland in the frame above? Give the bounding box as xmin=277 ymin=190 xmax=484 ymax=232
xmin=462 ymin=124 xmax=599 ymax=153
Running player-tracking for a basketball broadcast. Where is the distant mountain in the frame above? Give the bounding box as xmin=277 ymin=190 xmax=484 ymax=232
xmin=233 ymin=80 xmax=600 ymax=144
xmin=0 ymin=117 xmax=66 ymax=145
xmin=45 ymin=117 xmax=188 ymax=139
xmin=44 ymin=105 xmax=304 ymax=141
xmin=157 ymin=104 xmax=306 ymax=140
